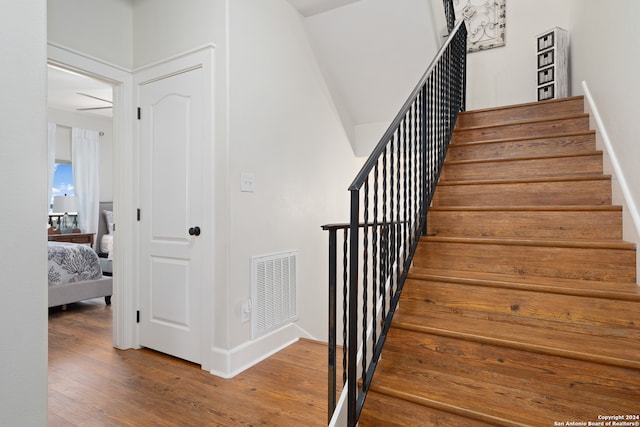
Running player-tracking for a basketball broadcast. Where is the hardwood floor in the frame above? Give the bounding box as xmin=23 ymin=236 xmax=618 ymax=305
xmin=49 ymin=299 xmax=336 ymax=426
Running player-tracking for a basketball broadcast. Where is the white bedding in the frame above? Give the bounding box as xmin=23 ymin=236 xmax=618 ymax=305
xmin=100 ymin=234 xmax=113 ymax=259
xmin=48 ymin=242 xmax=102 ymax=286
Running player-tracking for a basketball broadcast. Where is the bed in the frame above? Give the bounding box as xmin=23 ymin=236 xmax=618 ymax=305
xmin=96 ymin=201 xmax=114 ymax=277
xmin=47 ymin=201 xmax=113 ymax=308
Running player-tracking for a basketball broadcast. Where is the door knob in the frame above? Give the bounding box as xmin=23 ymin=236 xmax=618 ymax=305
xmin=188 ymin=226 xmax=201 ymax=236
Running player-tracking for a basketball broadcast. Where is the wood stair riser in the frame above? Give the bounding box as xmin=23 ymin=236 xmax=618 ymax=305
xmin=380 ymin=328 xmax=640 ymax=414
xmin=400 ymin=279 xmax=640 ymax=331
xmin=412 ymin=240 xmax=636 ymax=282
xmin=432 ymin=178 xmax=612 ymax=206
xmin=441 ymin=153 xmax=603 ymax=181
xmin=359 ymin=391 xmax=495 ymax=427
xmin=426 ymin=208 xmax=623 ymax=240
xmin=452 ymin=115 xmax=590 ymax=144
xmin=456 ymin=97 xmax=586 ymax=128
xmin=447 ymin=132 xmax=596 ymax=162
xmin=369 ymin=358 xmax=625 ymax=426
xmin=408 ymin=267 xmax=640 ymax=299
xmin=393 ymin=305 xmax=640 ymax=370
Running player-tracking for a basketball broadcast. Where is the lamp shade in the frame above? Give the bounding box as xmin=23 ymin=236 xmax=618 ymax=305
xmin=52 ymin=195 xmax=78 ymax=213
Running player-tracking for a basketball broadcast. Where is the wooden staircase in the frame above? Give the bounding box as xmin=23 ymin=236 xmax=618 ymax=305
xmin=358 ymin=96 xmax=640 ymax=426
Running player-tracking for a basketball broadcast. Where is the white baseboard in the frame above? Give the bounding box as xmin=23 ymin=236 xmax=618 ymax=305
xmin=328 ymin=384 xmax=349 ymax=427
xmin=208 ymin=322 xmax=312 ymax=378
xmin=582 ymin=81 xmax=640 ymax=284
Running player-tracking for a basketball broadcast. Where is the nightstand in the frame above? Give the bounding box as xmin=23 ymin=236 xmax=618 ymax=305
xmin=48 ymin=232 xmax=95 ymax=247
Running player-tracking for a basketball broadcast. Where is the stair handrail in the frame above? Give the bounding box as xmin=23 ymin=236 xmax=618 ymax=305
xmin=323 ymin=17 xmax=467 ymax=426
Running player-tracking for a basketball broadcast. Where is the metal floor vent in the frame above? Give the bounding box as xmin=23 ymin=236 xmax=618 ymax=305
xmin=251 ymin=251 xmax=298 ymax=338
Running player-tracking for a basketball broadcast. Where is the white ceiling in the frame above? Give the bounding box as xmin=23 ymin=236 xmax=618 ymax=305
xmin=286 ymin=0 xmax=361 ymax=17
xmin=47 ymin=65 xmax=113 ymax=118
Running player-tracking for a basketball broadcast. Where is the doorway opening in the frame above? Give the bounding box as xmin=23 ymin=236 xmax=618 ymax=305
xmin=47 ymin=63 xmax=117 ymax=318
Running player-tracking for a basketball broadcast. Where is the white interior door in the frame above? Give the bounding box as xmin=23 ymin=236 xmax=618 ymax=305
xmin=138 ymin=67 xmax=203 ymax=364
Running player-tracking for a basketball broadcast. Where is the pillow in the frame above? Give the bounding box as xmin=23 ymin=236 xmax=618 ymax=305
xmin=103 ymin=210 xmax=114 ymax=234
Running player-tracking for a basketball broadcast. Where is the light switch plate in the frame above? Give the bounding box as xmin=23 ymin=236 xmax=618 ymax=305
xmin=241 ymin=172 xmax=254 ymax=192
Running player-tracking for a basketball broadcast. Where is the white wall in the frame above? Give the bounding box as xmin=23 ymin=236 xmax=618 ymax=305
xmin=465 ymin=0 xmax=571 ymax=110
xmin=48 ymin=0 xmax=134 ymax=70
xmin=48 ymin=108 xmax=114 ymax=202
xmin=224 ymin=0 xmax=361 ymax=349
xmin=303 ymin=0 xmax=441 ymax=155
xmin=132 ymin=0 xmax=361 ymax=374
xmin=132 ymin=0 xmax=216 ymax=68
xmin=568 ymin=0 xmax=640 ymax=276
xmin=0 ymin=1 xmax=48 ymax=425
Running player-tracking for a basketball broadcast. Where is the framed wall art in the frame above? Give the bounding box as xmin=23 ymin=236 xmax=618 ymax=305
xmin=453 ymin=0 xmax=506 ymax=52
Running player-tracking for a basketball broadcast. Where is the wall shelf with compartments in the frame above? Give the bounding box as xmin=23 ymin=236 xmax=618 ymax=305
xmin=536 ymin=27 xmax=569 ymax=101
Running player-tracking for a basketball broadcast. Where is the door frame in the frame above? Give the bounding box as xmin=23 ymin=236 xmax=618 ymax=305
xmin=134 ymin=46 xmax=215 ymax=371
xmin=48 ymin=42 xmax=137 ymax=350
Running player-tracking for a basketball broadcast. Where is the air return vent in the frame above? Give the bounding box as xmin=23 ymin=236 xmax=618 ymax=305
xmin=251 ymin=251 xmax=298 ymax=338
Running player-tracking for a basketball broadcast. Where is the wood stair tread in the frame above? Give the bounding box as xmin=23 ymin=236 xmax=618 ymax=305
xmin=456 ymin=96 xmax=584 ymax=120
xmin=457 ymin=95 xmax=583 ymax=113
xmin=453 ymin=112 xmax=589 ymax=132
xmin=419 ymin=235 xmax=636 ymax=251
xmin=452 ymin=114 xmax=590 ymax=144
xmin=449 ymin=130 xmax=595 ymax=147
xmin=391 ymin=307 xmax=640 ymax=369
xmin=444 ymin=150 xmax=602 ymax=166
xmin=428 ymin=205 xmax=622 ymax=212
xmin=438 ymin=174 xmax=610 ymax=186
xmin=407 ymin=267 xmax=640 ymax=300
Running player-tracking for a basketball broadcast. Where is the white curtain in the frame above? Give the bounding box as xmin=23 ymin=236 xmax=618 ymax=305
xmin=72 ymin=128 xmax=100 ymax=239
xmin=47 ymin=123 xmax=56 ymax=211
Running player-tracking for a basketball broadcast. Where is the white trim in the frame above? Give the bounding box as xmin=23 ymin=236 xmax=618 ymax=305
xmin=209 ymin=323 xmax=312 ymax=378
xmin=582 ymin=81 xmax=640 ymax=284
xmin=48 ymin=42 xmax=132 ymax=73
xmin=328 ymin=384 xmax=349 ymax=427
xmin=133 ymin=43 xmax=217 ymax=74
xmin=47 ymin=43 xmax=137 ymax=349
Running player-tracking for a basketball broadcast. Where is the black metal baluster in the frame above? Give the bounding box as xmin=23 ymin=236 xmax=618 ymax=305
xmin=389 ymin=134 xmax=396 ymax=301
xmin=420 ymin=82 xmax=430 ymax=236
xmin=395 ymin=127 xmax=402 ymax=293
xmin=403 ymin=115 xmax=409 ymax=268
xmin=427 ymin=75 xmax=433 ymax=203
xmin=409 ymin=102 xmax=414 ymax=239
xmin=342 ymin=228 xmax=348 ymax=387
xmin=381 ymin=148 xmax=388 ymax=322
xmin=328 ymin=228 xmax=337 ymax=422
xmin=372 ymin=162 xmax=379 ymax=352
xmin=361 ymin=179 xmax=369 ymax=391
xmin=412 ymin=99 xmax=418 ymax=239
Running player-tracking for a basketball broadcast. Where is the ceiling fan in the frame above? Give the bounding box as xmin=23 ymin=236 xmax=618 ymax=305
xmin=76 ymin=92 xmax=112 ymax=111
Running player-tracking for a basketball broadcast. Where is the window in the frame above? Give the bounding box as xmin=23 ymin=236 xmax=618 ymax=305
xmin=51 ymin=162 xmax=74 ymax=210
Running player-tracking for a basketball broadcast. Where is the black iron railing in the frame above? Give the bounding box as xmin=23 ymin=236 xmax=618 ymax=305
xmin=443 ymin=0 xmax=456 ymax=33
xmin=322 ymin=17 xmax=467 ymax=427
